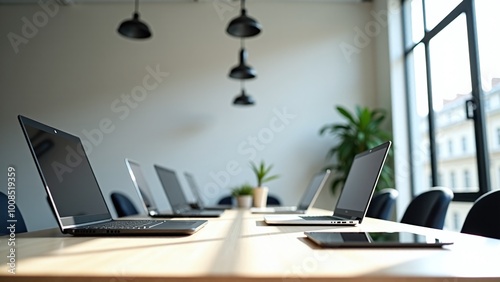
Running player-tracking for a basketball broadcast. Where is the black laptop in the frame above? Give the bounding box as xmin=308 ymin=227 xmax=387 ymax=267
xmin=154 ymin=165 xmax=223 ymax=218
xmin=184 ymin=172 xmax=232 ymax=210
xmin=264 ymin=141 xmax=391 ymax=225
xmin=18 ymin=115 xmax=207 ymax=235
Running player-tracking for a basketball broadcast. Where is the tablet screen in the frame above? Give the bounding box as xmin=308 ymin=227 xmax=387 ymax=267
xmin=305 ymin=231 xmax=453 ymax=248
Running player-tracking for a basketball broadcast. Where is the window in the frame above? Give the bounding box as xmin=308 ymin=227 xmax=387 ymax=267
xmin=450 ymin=171 xmax=456 ymax=188
xmin=404 ymin=0 xmax=491 ymax=202
xmin=464 ymin=169 xmax=470 ymax=188
xmin=424 ymin=0 xmax=462 ymax=30
xmin=497 ymin=128 xmax=500 ymax=147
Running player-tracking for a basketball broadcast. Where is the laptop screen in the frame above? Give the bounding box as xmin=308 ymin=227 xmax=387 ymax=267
xmin=154 ymin=165 xmax=189 ymax=212
xmin=125 ymin=159 xmax=158 ymax=213
xmin=334 ymin=142 xmax=391 ymax=220
xmin=296 ymin=170 xmax=330 ymax=210
xmin=18 ymin=116 xmax=111 ymax=227
xmin=184 ymin=172 xmax=203 ymax=206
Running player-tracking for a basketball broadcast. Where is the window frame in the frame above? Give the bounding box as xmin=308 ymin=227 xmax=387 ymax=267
xmin=403 ymin=0 xmax=491 ymax=202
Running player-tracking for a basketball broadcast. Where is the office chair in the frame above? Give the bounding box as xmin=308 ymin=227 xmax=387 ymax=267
xmin=266 ymin=195 xmax=281 ymax=206
xmin=461 ymin=190 xmax=500 ymax=239
xmin=217 ymin=195 xmax=233 ymax=206
xmin=110 ymin=192 xmax=139 ymax=217
xmin=400 ymin=187 xmax=454 ymax=229
xmin=366 ymin=188 xmax=398 ymax=220
xmin=217 ymin=194 xmax=281 ymax=206
xmin=1 ymin=191 xmax=28 ymax=235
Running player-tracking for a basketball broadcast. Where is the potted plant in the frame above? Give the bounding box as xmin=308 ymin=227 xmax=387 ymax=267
xmin=319 ymin=105 xmax=394 ymax=195
xmin=250 ymin=160 xmax=279 ymax=208
xmin=231 ymin=184 xmax=254 ymax=209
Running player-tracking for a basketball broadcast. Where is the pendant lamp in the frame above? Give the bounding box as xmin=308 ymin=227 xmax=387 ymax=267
xmin=229 ymin=47 xmax=256 ymax=79
xmin=233 ymin=81 xmax=255 ymax=106
xmin=118 ymin=0 xmax=152 ymax=39
xmin=226 ymin=0 xmax=262 ymax=38
xmin=233 ymin=89 xmax=255 ymax=106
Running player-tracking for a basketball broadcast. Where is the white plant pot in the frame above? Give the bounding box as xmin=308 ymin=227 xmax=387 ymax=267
xmin=253 ymin=186 xmax=269 ymax=208
xmin=236 ymin=195 xmax=253 ymax=209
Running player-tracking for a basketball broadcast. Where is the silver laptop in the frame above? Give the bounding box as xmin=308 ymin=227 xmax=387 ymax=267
xmin=184 ymin=172 xmax=232 ymax=210
xmin=250 ymin=170 xmax=330 ymax=214
xmin=264 ymin=141 xmax=391 ymax=226
xmin=154 ymin=164 xmax=224 ymax=218
xmin=18 ymin=115 xmax=207 ymax=235
xmin=125 ymin=159 xmax=223 ymax=218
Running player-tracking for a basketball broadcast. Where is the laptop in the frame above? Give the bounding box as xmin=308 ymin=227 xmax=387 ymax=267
xmin=250 ymin=169 xmax=331 ymax=214
xmin=125 ymin=158 xmax=171 ymax=216
xmin=154 ymin=164 xmax=224 ymax=218
xmin=304 ymin=231 xmax=453 ymax=248
xmin=264 ymin=141 xmax=391 ymax=226
xmin=184 ymin=172 xmax=232 ymax=210
xmin=18 ymin=115 xmax=207 ymax=235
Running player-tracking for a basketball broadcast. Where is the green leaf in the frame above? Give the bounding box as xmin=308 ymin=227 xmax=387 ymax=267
xmin=250 ymin=160 xmax=279 ymax=187
xmin=319 ymin=104 xmax=394 ymax=194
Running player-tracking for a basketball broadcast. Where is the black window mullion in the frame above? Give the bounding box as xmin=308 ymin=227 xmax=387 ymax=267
xmin=455 ymin=0 xmax=491 ymax=201
xmin=424 ymin=42 xmax=438 ymax=187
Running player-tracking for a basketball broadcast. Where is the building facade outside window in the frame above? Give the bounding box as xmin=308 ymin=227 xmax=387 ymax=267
xmin=403 ymin=0 xmax=500 ymax=230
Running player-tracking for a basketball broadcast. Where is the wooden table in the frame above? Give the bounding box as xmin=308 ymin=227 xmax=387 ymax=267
xmin=1 ymin=209 xmax=500 ymax=281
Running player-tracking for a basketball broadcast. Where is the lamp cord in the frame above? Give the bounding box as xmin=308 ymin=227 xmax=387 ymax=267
xmin=134 ymin=0 xmax=139 ymax=13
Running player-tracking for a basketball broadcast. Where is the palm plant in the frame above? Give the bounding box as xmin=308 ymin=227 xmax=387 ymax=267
xmin=319 ymin=105 xmax=394 ymax=194
xmin=250 ymin=160 xmax=279 ymax=187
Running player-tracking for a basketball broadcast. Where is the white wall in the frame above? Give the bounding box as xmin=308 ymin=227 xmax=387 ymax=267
xmin=372 ymin=0 xmax=409 ymax=221
xmin=0 ymin=1 xmax=383 ymax=231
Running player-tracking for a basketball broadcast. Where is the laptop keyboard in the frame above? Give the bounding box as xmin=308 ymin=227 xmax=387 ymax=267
xmin=83 ymin=220 xmax=167 ymax=230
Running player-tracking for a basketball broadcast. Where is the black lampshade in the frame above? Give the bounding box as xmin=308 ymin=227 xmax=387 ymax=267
xmin=117 ymin=0 xmax=152 ymax=39
xmin=233 ymin=89 xmax=255 ymax=106
xmin=226 ymin=8 xmax=262 ymax=38
xmin=229 ymin=48 xmax=256 ymax=79
xmin=118 ymin=13 xmax=152 ymax=39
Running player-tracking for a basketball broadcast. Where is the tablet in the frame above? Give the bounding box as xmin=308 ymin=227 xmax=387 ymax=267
xmin=304 ymin=231 xmax=453 ymax=248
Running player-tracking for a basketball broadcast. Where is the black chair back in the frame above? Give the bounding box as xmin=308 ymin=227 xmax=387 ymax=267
xmin=266 ymin=195 xmax=281 ymax=206
xmin=1 ymin=191 xmax=28 ymax=235
xmin=400 ymin=187 xmax=453 ymax=229
xmin=461 ymin=190 xmax=500 ymax=239
xmin=217 ymin=194 xmax=281 ymax=206
xmin=111 ymin=192 xmax=139 ymax=217
xmin=366 ymin=188 xmax=398 ymax=220
xmin=218 ymin=196 xmax=232 ymax=206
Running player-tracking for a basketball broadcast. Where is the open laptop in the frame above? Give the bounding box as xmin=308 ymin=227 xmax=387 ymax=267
xmin=154 ymin=164 xmax=224 ymax=218
xmin=264 ymin=141 xmax=391 ymax=225
xmin=250 ymin=169 xmax=331 ymax=214
xmin=125 ymin=159 xmax=171 ymax=217
xmin=18 ymin=115 xmax=207 ymax=235
xmin=184 ymin=172 xmax=232 ymax=210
